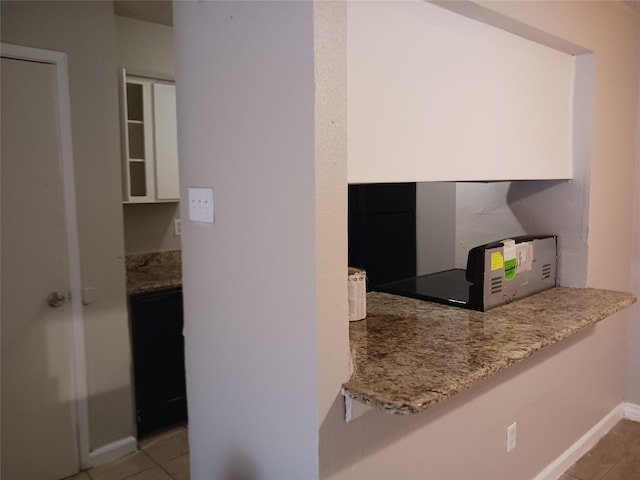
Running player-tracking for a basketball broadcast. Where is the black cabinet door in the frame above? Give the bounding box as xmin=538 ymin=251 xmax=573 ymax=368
xmin=129 ymin=288 xmax=187 ymax=435
xmin=349 ymin=183 xmax=417 ymax=290
xmin=349 ymin=183 xmax=416 ymax=214
xmin=352 ymin=213 xmax=416 ymax=288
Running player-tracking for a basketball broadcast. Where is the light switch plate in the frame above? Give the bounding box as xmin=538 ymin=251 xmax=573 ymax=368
xmin=188 ymin=187 xmax=214 ymax=223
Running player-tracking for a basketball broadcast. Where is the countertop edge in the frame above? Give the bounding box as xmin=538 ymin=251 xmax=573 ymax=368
xmin=125 ymin=250 xmax=182 ymax=296
xmin=342 ymin=287 xmax=637 ymax=415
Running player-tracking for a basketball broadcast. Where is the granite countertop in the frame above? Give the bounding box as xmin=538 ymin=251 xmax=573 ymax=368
xmin=343 ymin=287 xmax=636 ymax=415
xmin=126 ymin=250 xmax=182 ymax=295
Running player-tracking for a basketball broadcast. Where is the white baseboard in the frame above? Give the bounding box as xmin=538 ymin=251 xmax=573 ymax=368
xmin=88 ymin=436 xmax=137 ymax=467
xmin=623 ymin=402 xmax=640 ymax=422
xmin=532 ymin=402 xmax=624 ymax=480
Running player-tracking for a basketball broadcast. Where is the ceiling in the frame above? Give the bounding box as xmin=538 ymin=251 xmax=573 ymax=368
xmin=112 ymin=1 xmax=640 ymax=32
xmin=113 ymin=0 xmax=173 ymax=27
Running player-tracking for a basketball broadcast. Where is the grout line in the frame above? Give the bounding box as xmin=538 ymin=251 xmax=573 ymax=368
xmin=81 ymin=425 xmax=189 ymax=480
xmin=121 ymin=451 xmax=159 ymax=480
xmin=84 ymin=450 xmax=159 ymax=480
xmin=156 ymin=459 xmax=179 ymax=480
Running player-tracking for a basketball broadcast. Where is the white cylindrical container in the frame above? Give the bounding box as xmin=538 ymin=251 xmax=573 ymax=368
xmin=348 ymin=267 xmax=366 ymax=321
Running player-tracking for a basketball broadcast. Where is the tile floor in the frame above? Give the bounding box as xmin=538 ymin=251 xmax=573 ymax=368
xmin=65 ymin=425 xmax=189 ymax=480
xmin=66 ymin=419 xmax=640 ymax=480
xmin=560 ymin=419 xmax=640 ymax=480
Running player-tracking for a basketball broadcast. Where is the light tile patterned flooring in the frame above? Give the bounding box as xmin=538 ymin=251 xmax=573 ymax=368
xmin=65 ymin=425 xmax=189 ymax=480
xmin=66 ymin=419 xmax=640 ymax=480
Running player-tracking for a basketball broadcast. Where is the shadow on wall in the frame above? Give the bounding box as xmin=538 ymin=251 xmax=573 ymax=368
xmin=318 ymin=325 xmax=593 ymax=479
xmin=221 ymin=449 xmax=261 ymax=480
xmin=506 ymin=178 xmax=589 ymax=287
xmin=506 ymin=179 xmax=573 ymax=232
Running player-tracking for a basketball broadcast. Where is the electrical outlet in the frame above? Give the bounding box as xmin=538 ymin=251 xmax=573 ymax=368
xmin=507 ymin=422 xmax=517 ymax=453
xmin=174 ymin=219 xmax=182 ymax=236
xmin=188 ymin=187 xmax=214 ymax=223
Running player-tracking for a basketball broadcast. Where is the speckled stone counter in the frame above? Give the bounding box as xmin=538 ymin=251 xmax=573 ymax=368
xmin=126 ymin=250 xmax=182 ymax=295
xmin=343 ymin=287 xmax=636 ymax=415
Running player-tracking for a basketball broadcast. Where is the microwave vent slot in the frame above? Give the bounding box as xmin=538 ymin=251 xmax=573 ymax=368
xmin=490 ymin=276 xmax=502 ymax=294
xmin=542 ymin=264 xmax=552 ymax=280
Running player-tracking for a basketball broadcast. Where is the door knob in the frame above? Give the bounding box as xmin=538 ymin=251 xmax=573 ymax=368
xmin=46 ymin=291 xmax=66 ymax=308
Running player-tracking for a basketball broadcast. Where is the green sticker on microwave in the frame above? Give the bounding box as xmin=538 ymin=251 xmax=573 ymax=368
xmin=504 ymin=258 xmax=517 ymax=280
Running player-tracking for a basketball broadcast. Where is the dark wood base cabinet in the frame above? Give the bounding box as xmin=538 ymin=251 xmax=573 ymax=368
xmin=129 ymin=287 xmax=187 ymax=436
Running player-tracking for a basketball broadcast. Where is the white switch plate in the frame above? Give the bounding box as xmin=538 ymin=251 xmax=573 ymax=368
xmin=188 ymin=187 xmax=214 ymax=223
xmin=173 ymin=219 xmax=182 ymax=236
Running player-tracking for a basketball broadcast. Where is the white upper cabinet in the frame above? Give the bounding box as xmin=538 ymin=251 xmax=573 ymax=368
xmin=347 ymin=1 xmax=576 ymax=183
xmin=120 ymin=70 xmax=180 ymax=203
xmin=152 ymin=83 xmax=180 ymax=200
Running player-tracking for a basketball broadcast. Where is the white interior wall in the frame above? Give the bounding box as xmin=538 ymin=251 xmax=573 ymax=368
xmin=322 ymin=312 xmax=627 ymax=480
xmin=466 ymin=1 xmax=636 ymax=292
xmin=320 ymin=2 xmax=639 ymax=479
xmin=453 ymin=182 xmax=527 ymax=268
xmin=1 ymin=0 xmax=134 ymax=450
xmin=122 ymin=203 xmax=181 ymax=254
xmin=116 ymin=15 xmax=181 ymax=255
xmin=416 ymin=182 xmax=456 ymax=275
xmin=115 ymin=15 xmax=174 ymax=79
xmin=173 ymin=1 xmax=640 ymax=479
xmin=626 ymin=60 xmax=640 ymax=406
xmin=347 ymin=0 xmax=574 ymax=183
xmin=314 ymin=0 xmax=350 ymax=423
xmin=451 ymin=52 xmax=595 ymax=287
xmin=174 ymin=2 xmax=319 ymax=478
xmin=416 ymin=27 xmax=595 ymax=282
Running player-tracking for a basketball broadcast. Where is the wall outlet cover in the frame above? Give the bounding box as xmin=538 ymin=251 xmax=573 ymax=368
xmin=507 ymin=422 xmax=517 ymax=453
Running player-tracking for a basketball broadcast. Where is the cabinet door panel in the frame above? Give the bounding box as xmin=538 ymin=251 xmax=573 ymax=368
xmin=353 ymin=213 xmax=416 ymax=289
xmin=349 ymin=183 xmax=416 ymax=214
xmin=121 ymin=71 xmax=180 ymax=203
xmin=120 ymin=72 xmax=155 ymax=203
xmin=153 ymin=83 xmax=180 ymax=200
xmin=129 ymin=288 xmax=187 ymax=435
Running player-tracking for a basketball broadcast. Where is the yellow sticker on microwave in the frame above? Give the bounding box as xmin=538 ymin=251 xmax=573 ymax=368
xmin=491 ymin=252 xmax=504 ymax=271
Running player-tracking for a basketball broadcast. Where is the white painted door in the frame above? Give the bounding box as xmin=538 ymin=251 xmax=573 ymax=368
xmin=1 ymin=55 xmax=80 ymax=479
